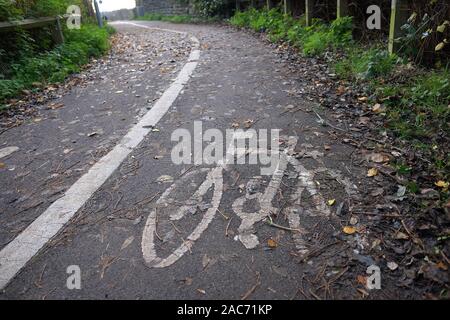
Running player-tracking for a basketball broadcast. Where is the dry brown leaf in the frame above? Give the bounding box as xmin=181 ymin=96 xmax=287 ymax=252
xmin=267 ymin=238 xmax=277 ymax=248
xmin=336 ymin=85 xmax=346 ymax=95
xmin=435 ymin=181 xmax=449 ymax=189
xmin=343 ymin=226 xmax=357 ymax=234
xmin=367 ymin=168 xmax=378 ymax=177
xmin=368 ymin=153 xmax=390 ymax=163
xmin=357 ymin=96 xmax=368 ymax=102
xmin=197 ymin=288 xmax=206 ymax=295
xmin=357 ymin=275 xmax=367 ymax=286
xmin=395 ymin=231 xmax=409 ymax=240
xmin=372 ymin=103 xmax=385 ymax=113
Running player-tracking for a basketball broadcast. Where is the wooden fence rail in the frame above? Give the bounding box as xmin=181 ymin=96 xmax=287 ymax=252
xmin=0 ymin=16 xmax=64 ymax=44
xmin=235 ymin=0 xmax=410 ymax=54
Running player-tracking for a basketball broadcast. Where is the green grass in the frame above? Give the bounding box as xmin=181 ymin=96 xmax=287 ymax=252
xmin=0 ymin=24 xmax=114 ymax=104
xmin=334 ymin=47 xmax=398 ymax=80
xmin=231 ymin=9 xmax=353 ymax=56
xmin=376 ymin=70 xmax=450 ymax=140
xmin=135 ymin=13 xmax=218 ymax=24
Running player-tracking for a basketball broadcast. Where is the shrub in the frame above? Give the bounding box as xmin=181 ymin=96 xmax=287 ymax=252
xmin=192 ymin=0 xmax=227 ymax=17
xmin=0 ymin=24 xmax=113 ymax=102
xmin=377 ymin=70 xmax=450 ymax=140
xmin=230 ymin=9 xmax=354 ymax=57
xmin=302 ymin=17 xmax=353 ymax=56
xmin=0 ymin=0 xmax=21 ymax=21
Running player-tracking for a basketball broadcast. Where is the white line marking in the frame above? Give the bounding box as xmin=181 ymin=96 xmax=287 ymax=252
xmin=0 ymin=23 xmax=201 ymax=290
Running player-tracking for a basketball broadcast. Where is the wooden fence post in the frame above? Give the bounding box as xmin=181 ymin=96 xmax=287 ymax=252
xmin=52 ymin=16 xmax=64 ymax=44
xmin=284 ymin=0 xmax=292 ymax=15
xmin=305 ymin=0 xmax=314 ymax=26
xmin=389 ymin=0 xmax=410 ymax=54
xmin=337 ymin=0 xmax=349 ymax=18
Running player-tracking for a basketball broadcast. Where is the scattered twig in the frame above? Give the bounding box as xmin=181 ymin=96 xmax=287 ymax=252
xmin=241 ymin=272 xmax=261 ymax=300
xmin=225 ymin=217 xmax=233 ymax=237
xmin=312 ymin=109 xmax=346 ymax=132
xmin=265 ymin=216 xmax=301 ymax=232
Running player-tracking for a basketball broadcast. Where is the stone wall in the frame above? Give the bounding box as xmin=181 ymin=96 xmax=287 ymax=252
xmin=103 ymin=8 xmax=135 ymax=21
xmin=140 ymin=0 xmax=192 ymax=15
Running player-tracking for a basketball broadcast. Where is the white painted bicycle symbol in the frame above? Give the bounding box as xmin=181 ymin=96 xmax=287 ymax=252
xmin=141 ymin=136 xmax=357 ymax=268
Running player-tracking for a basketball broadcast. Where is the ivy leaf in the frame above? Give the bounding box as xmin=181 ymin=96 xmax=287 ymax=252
xmin=435 ymin=42 xmax=445 ymax=51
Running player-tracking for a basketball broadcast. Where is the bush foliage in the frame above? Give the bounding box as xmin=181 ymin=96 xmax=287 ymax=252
xmin=230 ymin=7 xmax=450 ymax=165
xmin=0 ymin=25 xmax=114 ymax=102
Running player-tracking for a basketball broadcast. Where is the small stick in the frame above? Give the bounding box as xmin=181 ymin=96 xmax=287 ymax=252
xmin=178 ymin=165 xmax=195 ymax=178
xmin=217 ymin=208 xmax=229 ymax=220
xmin=241 ymin=272 xmax=261 ymax=300
xmin=225 ymin=217 xmax=233 ymax=237
xmin=265 ymin=216 xmax=300 ymax=232
xmin=313 ymin=109 xmax=346 ymax=132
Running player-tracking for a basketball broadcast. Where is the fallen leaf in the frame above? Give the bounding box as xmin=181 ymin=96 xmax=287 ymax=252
xmin=196 ymin=288 xmax=206 ymax=295
xmin=435 ymin=180 xmax=449 ymax=189
xmin=396 ymin=185 xmax=407 ymax=197
xmin=436 ymin=261 xmax=448 ymax=271
xmin=156 ymin=175 xmax=174 ymax=183
xmin=0 ymin=146 xmax=19 ymax=159
xmin=435 ymin=42 xmax=445 ymax=51
xmin=120 ymin=236 xmax=134 ymax=251
xmin=367 ymin=168 xmax=378 ymax=177
xmin=358 ymin=117 xmax=370 ymax=125
xmin=368 ymin=153 xmax=390 ymax=163
xmin=327 ymin=199 xmax=336 ymax=206
xmin=267 ymin=238 xmax=277 ymax=248
xmin=372 ymin=103 xmax=385 ymax=113
xmin=343 ymin=226 xmax=357 ymax=235
xmin=370 ymin=188 xmax=384 ymax=197
xmin=357 ymin=96 xmax=368 ymax=102
xmin=48 ymin=103 xmax=64 ymax=110
xmin=183 ymin=277 xmax=193 ymax=286
xmin=395 ymin=231 xmax=409 ymax=240
xmin=202 ymin=254 xmax=214 ymax=269
xmin=243 ymin=119 xmax=254 ymax=128
xmin=336 ymin=85 xmax=346 ymax=95
xmin=387 ymin=261 xmax=398 ymax=271
xmin=357 ymin=275 xmax=367 ymax=286
xmin=371 ymin=239 xmax=381 ymax=249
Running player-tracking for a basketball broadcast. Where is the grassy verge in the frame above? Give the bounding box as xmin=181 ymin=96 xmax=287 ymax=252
xmin=0 ymin=24 xmax=115 ymax=105
xmin=231 ymin=8 xmax=450 ymax=203
xmin=135 ymin=13 xmax=219 ymax=24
